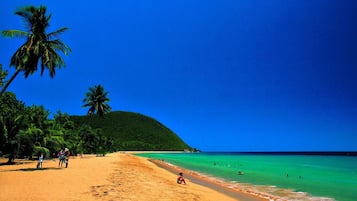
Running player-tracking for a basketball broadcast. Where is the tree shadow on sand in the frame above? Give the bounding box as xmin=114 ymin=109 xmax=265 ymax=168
xmin=6 ymin=167 xmax=62 ymax=172
xmin=0 ymin=161 xmax=34 ymax=166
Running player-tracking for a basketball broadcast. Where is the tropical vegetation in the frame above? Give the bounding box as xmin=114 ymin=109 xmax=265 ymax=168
xmin=0 ymin=92 xmax=192 ymax=163
xmin=0 ymin=92 xmax=115 ymax=163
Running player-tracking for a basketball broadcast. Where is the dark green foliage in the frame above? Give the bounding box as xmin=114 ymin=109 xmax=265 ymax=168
xmin=0 ymin=92 xmax=115 ymax=162
xmin=0 ymin=92 xmax=27 ymax=162
xmin=82 ymin=84 xmax=111 ymax=116
xmin=70 ymin=111 xmax=191 ymax=151
xmin=16 ymin=130 xmax=35 ymax=158
xmin=33 ymin=146 xmax=49 ymax=158
xmin=0 ymin=93 xmax=192 ymax=162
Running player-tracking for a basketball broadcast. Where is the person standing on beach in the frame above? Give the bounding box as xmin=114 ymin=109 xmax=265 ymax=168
xmin=64 ymin=148 xmax=71 ymax=168
xmin=177 ymin=172 xmax=186 ymax=184
xmin=36 ymin=151 xmax=44 ymax=169
xmin=57 ymin=149 xmax=65 ymax=167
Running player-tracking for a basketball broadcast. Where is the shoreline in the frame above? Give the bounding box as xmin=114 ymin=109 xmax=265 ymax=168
xmin=147 ymin=158 xmax=272 ymax=201
xmin=134 ymin=152 xmax=338 ymax=201
xmin=128 ymin=151 xmax=273 ymax=200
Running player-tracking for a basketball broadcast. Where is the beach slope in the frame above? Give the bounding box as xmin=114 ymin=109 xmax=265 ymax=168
xmin=0 ymin=153 xmax=261 ymax=201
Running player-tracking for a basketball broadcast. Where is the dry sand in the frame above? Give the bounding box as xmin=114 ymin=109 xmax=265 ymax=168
xmin=0 ymin=153 xmax=268 ymax=201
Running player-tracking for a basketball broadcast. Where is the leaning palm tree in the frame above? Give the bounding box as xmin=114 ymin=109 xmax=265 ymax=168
xmin=82 ymin=85 xmax=112 ymax=116
xmin=0 ymin=5 xmax=71 ymax=96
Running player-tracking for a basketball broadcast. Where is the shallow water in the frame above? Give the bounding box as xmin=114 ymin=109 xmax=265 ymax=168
xmin=138 ymin=152 xmax=357 ymax=201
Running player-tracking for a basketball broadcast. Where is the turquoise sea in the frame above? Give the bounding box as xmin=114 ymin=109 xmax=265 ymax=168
xmin=137 ymin=152 xmax=357 ymax=201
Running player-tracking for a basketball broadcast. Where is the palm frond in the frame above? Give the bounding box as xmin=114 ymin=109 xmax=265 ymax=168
xmin=47 ymin=27 xmax=69 ymax=39
xmin=10 ymin=44 xmax=28 ymax=68
xmin=2 ymin=30 xmax=30 ymax=38
xmin=15 ymin=6 xmax=34 ymax=19
xmin=47 ymin=40 xmax=71 ymax=55
xmin=15 ymin=6 xmax=36 ymax=30
xmin=46 ymin=13 xmax=52 ymax=23
xmin=36 ymin=41 xmax=66 ymax=77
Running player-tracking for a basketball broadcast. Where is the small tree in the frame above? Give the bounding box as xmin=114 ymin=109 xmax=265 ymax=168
xmin=82 ymin=84 xmax=111 ymax=116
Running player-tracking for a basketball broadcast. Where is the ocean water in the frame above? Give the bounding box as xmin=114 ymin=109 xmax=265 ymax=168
xmin=137 ymin=152 xmax=357 ymax=201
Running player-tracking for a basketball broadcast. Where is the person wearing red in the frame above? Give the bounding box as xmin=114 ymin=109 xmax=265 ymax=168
xmin=177 ymin=172 xmax=186 ymax=184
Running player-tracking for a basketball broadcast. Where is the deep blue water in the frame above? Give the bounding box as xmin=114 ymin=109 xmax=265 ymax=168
xmin=137 ymin=152 xmax=357 ymax=201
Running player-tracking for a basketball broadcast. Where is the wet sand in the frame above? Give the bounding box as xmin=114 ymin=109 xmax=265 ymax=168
xmin=0 ymin=153 xmax=269 ymax=201
xmin=150 ymin=159 xmax=269 ymax=201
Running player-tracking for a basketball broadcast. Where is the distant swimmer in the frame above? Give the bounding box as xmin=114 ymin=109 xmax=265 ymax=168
xmin=238 ymin=171 xmax=244 ymax=175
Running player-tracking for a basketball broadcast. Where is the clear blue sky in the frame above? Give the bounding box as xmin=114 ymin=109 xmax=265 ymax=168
xmin=1 ymin=0 xmax=356 ymax=151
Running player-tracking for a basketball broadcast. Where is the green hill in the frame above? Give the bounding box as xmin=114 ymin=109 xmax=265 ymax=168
xmin=70 ymin=111 xmax=191 ymax=151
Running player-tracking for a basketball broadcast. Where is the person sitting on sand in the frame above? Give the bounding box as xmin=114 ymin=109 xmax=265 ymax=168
xmin=177 ymin=172 xmax=186 ymax=184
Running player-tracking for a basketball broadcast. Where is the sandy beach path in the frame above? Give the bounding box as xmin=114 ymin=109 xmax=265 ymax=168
xmin=0 ymin=153 xmax=246 ymax=201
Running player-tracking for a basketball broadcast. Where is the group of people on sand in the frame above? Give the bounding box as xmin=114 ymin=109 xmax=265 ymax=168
xmin=57 ymin=148 xmax=71 ymax=168
xmin=36 ymin=148 xmax=70 ymax=169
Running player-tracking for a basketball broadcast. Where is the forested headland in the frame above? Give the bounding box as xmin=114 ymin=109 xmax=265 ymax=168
xmin=0 ymin=92 xmax=192 ymax=163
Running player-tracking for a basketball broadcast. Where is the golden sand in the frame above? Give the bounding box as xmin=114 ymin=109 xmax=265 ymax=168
xmin=0 ymin=153 xmax=266 ymax=201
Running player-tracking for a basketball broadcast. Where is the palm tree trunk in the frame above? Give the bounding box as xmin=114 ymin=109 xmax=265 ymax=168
xmin=0 ymin=68 xmax=21 ymax=96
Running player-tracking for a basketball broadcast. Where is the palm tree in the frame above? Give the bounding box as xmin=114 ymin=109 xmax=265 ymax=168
xmin=0 ymin=5 xmax=71 ymax=96
xmin=82 ymin=85 xmax=111 ymax=116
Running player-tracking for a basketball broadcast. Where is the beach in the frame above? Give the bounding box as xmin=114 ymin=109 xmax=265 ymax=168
xmin=0 ymin=152 xmax=266 ymax=201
